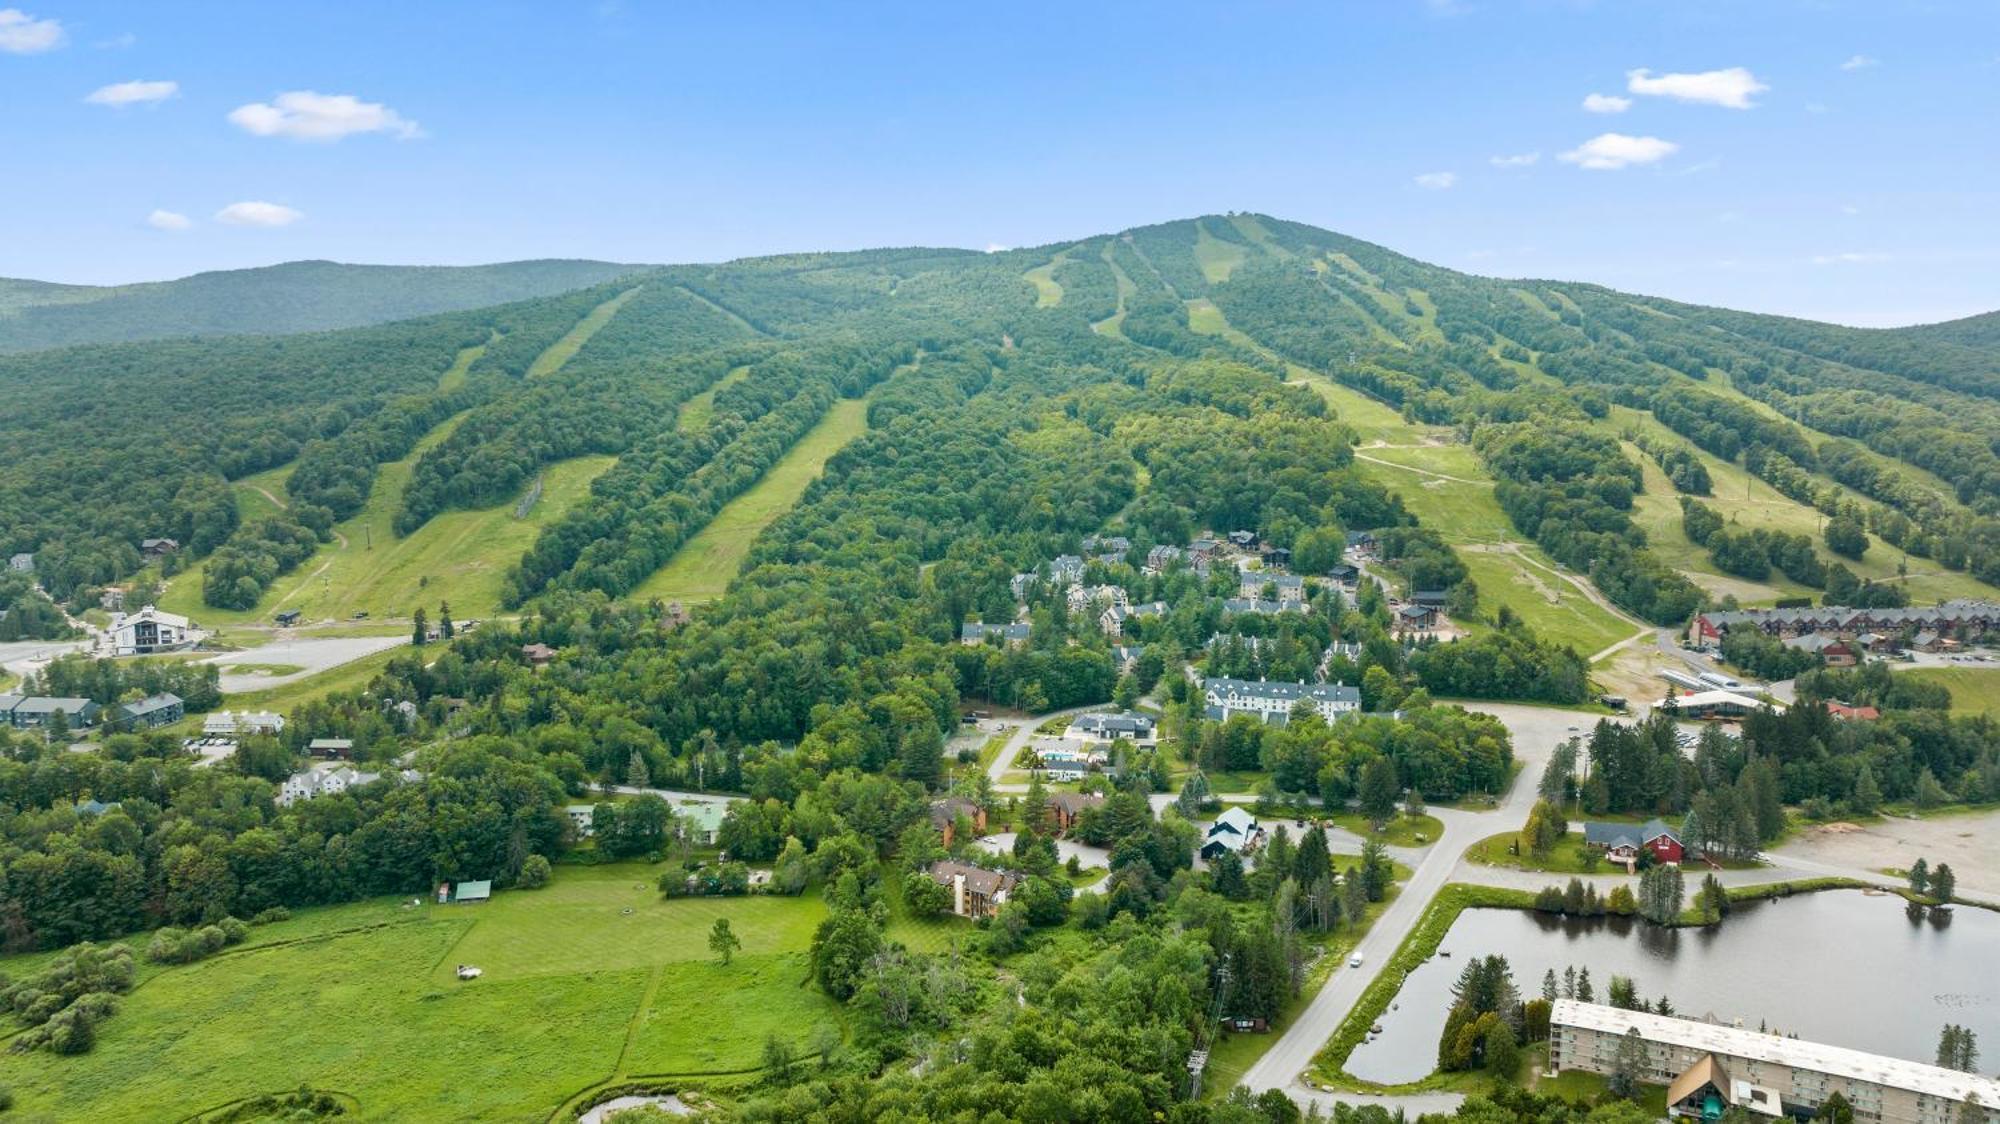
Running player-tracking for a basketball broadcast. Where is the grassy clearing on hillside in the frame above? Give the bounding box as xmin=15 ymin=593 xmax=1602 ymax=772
xmin=631 ymin=398 xmax=869 ymax=604
xmin=1188 ymin=306 xmax=1634 ymax=658
xmin=527 ymin=285 xmax=642 ymax=378
xmin=1193 ymin=221 xmax=1248 ymax=284
xmin=435 ymin=334 xmax=493 ymax=392
xmin=1900 ymin=667 xmax=2000 ymax=716
xmin=1092 ymin=246 xmax=1139 ymax=340
xmin=0 ymin=866 xmax=841 ymax=1121
xmin=1611 ymin=404 xmax=1997 ymax=605
xmin=676 ymin=364 xmax=751 ymax=432
xmin=1023 ymin=252 xmax=1067 ymax=308
xmin=162 ymin=423 xmax=614 ymax=626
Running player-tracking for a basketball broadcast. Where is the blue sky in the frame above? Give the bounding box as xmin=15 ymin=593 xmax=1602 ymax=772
xmin=3 ymin=1 xmax=1996 ymax=325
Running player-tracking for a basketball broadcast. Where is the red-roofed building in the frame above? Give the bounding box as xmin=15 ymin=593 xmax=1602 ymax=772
xmin=1823 ymin=700 xmax=1881 ymax=721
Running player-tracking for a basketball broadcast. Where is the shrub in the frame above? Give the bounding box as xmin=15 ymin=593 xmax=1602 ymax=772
xmin=252 ymin=906 xmax=292 ymax=925
xmin=518 ymin=853 xmax=553 ymax=889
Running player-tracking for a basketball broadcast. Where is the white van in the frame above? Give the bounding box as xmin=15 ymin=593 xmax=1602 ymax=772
xmin=1348 ymin=952 xmax=1364 ymax=968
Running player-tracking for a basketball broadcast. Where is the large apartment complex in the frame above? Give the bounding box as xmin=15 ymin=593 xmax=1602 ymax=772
xmin=1550 ymin=1000 xmax=2000 ymax=1124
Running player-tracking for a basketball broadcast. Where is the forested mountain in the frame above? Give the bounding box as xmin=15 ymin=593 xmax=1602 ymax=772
xmin=1897 ymin=309 xmax=2000 ymax=351
xmin=3 ymin=214 xmax=1997 ymax=620
xmin=0 ymin=258 xmax=641 ymax=353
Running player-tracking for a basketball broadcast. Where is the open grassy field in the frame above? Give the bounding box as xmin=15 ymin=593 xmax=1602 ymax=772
xmin=1022 ymin=250 xmax=1067 ymax=308
xmin=435 ymin=334 xmax=494 ymax=392
xmin=0 ymin=864 xmax=841 ymax=1122
xmin=676 ymin=364 xmax=751 ymax=432
xmin=527 ymin=285 xmax=642 ymax=378
xmin=630 ymin=398 xmax=869 ymax=604
xmin=158 ymin=423 xmax=615 ymax=627
xmin=1611 ymin=404 xmax=1998 ymax=606
xmin=1091 ymin=243 xmax=1139 ymax=340
xmin=1192 ymin=220 xmax=1248 ymax=284
xmin=1900 ymin=666 xmax=2000 ymax=716
xmin=1188 ymin=300 xmax=1637 ymax=659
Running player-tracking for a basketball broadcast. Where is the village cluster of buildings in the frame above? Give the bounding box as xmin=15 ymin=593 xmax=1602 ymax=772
xmin=0 ymin=691 xmax=186 ymax=731
xmin=1691 ymin=601 xmax=2000 ymax=655
xmin=1200 ymin=676 xmax=1362 ymax=727
xmin=1550 ymin=1000 xmax=2000 ymax=1124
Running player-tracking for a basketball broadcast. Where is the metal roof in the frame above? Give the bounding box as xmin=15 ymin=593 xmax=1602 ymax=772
xmin=1554 ymin=1000 xmax=2000 ymax=1105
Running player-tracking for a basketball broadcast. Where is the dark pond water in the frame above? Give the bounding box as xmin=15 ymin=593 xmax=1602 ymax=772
xmin=1345 ymin=890 xmax=2000 ymax=1085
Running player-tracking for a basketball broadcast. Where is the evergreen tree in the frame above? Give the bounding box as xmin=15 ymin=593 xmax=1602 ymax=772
xmin=412 ymin=607 xmax=429 ymax=647
xmin=1932 ymin=863 xmax=1956 ymax=904
xmin=1908 ymin=857 xmax=1931 ymax=896
xmin=438 ymin=601 xmax=454 ymax=639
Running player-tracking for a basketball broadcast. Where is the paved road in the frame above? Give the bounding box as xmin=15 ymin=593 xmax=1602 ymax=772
xmin=1238 ymin=701 xmax=1595 ymax=1103
xmin=0 ymin=638 xmax=92 ymax=683
xmin=984 ymin=702 xmax=1121 ymax=793
xmin=202 ymin=634 xmax=409 ymax=693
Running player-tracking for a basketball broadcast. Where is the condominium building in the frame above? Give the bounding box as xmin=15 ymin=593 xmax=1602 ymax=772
xmin=1550 ymin=1000 xmax=2000 ymax=1124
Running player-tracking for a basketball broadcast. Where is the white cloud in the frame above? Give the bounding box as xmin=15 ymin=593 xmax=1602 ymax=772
xmin=1414 ymin=171 xmax=1458 ymax=190
xmin=215 ymin=201 xmax=303 ymax=227
xmin=984 ymin=243 xmax=1009 ymax=254
xmin=1805 ymin=101 xmax=1829 ymax=114
xmin=94 ymin=31 xmax=136 ymax=49
xmin=1490 ymin=151 xmax=1540 ymax=168
xmin=0 ymin=8 xmax=63 ymax=53
xmin=228 ymin=91 xmax=422 ymax=141
xmin=1810 ymin=251 xmax=1889 ymax=266
xmin=1626 ymin=66 xmax=1768 ymax=109
xmin=1582 ymin=93 xmax=1632 ymax=114
xmin=85 ymin=79 xmax=178 ymax=106
xmin=1841 ymin=204 xmax=1861 ymax=216
xmin=1840 ymin=55 xmax=1878 ymax=71
xmin=146 ymin=209 xmax=191 ymax=231
xmin=1558 ymin=132 xmax=1679 ymax=170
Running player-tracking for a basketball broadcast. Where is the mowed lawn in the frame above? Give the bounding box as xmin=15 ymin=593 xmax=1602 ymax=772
xmin=158 ymin=424 xmax=614 ymax=626
xmin=630 ymin=398 xmax=869 ymax=604
xmin=0 ymin=865 xmax=842 ymax=1121
xmin=1901 ymin=667 xmax=2000 ymax=716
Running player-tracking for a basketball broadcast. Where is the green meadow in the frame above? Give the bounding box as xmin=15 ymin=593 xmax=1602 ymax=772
xmin=0 ymin=865 xmax=842 ymax=1122
xmin=630 ymin=398 xmax=869 ymax=605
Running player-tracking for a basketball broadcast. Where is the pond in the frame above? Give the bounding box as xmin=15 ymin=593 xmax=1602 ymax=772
xmin=1345 ymin=889 xmax=2000 ymax=1085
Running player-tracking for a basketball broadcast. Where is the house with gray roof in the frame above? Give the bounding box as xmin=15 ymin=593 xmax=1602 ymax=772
xmin=1070 ymin=710 xmax=1157 ymax=746
xmin=960 ymin=621 xmax=1032 ymax=648
xmin=9 ymin=696 xmax=100 ymax=730
xmin=926 ymin=859 xmax=1022 ymax=920
xmin=117 ymin=692 xmax=184 ymax=728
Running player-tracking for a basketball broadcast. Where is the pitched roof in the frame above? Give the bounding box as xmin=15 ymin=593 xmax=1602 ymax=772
xmin=1553 ymin=999 xmax=2000 ymax=1106
xmin=1666 ymin=1053 xmax=1732 ymax=1108
xmin=927 ymin=859 xmax=1021 ymax=898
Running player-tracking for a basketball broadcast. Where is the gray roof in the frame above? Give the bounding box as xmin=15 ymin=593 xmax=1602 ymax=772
xmin=1071 ymin=711 xmax=1155 ymax=737
xmin=961 ymin=621 xmax=1031 ymax=642
xmin=1582 ymin=818 xmax=1678 ymax=850
xmin=0 ymin=694 xmax=21 ymax=714
xmin=1204 ymin=677 xmax=1360 ymax=704
xmin=928 ymin=860 xmax=1021 ymax=898
xmin=453 ymin=879 xmax=493 ymax=901
xmin=1702 ymin=601 xmax=1998 ymax=632
xmin=12 ymin=696 xmax=95 ymax=716
xmin=1222 ymin=597 xmax=1292 ymax=615
xmin=119 ymin=693 xmax=182 ymax=718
